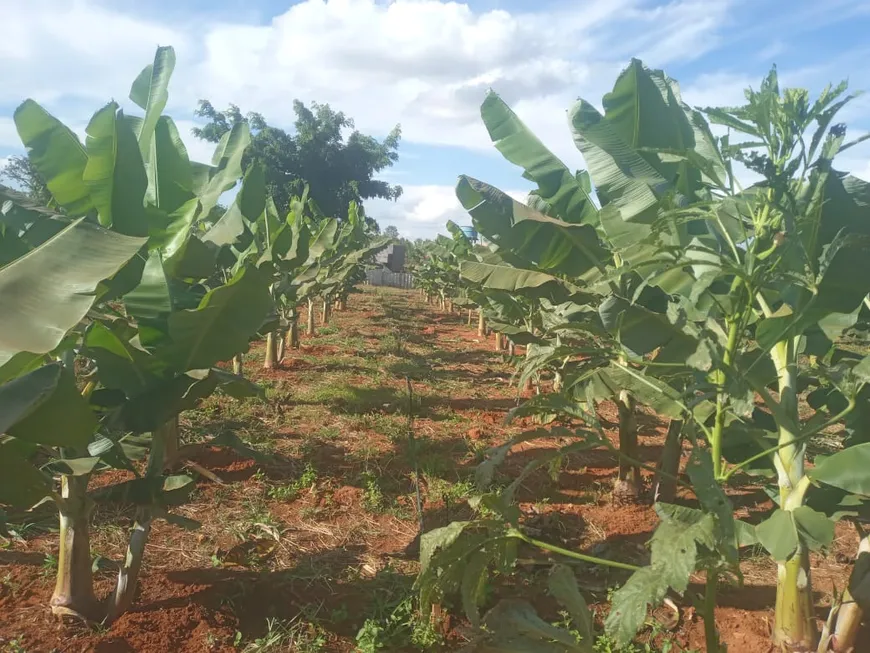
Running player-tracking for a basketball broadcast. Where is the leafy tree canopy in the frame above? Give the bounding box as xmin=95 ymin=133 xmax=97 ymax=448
xmin=192 ymin=100 xmax=403 ymax=220
xmin=0 ymin=154 xmax=50 ymax=204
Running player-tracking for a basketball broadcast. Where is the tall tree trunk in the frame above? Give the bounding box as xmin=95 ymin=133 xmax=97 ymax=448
xmin=232 ymin=353 xmax=243 ymax=376
xmin=307 ymin=299 xmax=316 ymax=335
xmin=477 ymin=311 xmax=486 ymax=337
xmin=613 ymin=391 xmax=640 ymax=499
xmin=264 ymin=331 xmax=278 ymax=370
xmin=51 ymin=475 xmax=97 ymax=620
xmin=654 ymin=419 xmax=683 ymax=504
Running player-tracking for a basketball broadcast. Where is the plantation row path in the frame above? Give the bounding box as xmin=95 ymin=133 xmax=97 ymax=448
xmin=0 ymin=287 xmax=859 ymax=652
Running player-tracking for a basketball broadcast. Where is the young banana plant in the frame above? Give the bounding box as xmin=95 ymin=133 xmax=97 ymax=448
xmin=0 ymin=46 xmax=272 ymax=623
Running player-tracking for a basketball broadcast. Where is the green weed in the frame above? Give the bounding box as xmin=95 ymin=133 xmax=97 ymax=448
xmin=242 ymin=617 xmax=326 ymax=652
xmin=268 ymin=464 xmax=318 ymax=502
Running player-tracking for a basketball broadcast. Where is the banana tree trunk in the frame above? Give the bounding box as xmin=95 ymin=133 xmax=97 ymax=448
xmin=477 ymin=310 xmax=486 ymax=337
xmin=106 ymin=509 xmax=151 ymax=623
xmin=107 ymin=419 xmax=171 ymax=623
xmin=290 ymin=313 xmax=300 ymax=349
xmin=829 ymin=535 xmax=870 ymax=652
xmin=321 ymin=297 xmax=330 ymax=325
xmin=467 ymin=309 xmax=473 ymax=326
xmin=654 ymin=419 xmax=683 ymax=504
xmin=494 ymin=332 xmax=503 ymax=351
xmin=51 ymin=475 xmax=97 ymax=620
xmin=161 ymin=414 xmax=180 ymax=469
xmin=264 ymin=331 xmax=278 ymax=370
xmin=307 ymin=299 xmax=315 ymax=335
xmin=508 ymin=340 xmax=516 ymax=357
xmin=613 ymin=391 xmax=640 ymax=499
xmin=232 ymin=353 xmax=243 ymax=377
xmin=772 ymin=338 xmax=816 ymax=650
xmin=338 ymin=297 xmax=347 ymax=311
xmin=277 ymin=331 xmax=286 ymax=363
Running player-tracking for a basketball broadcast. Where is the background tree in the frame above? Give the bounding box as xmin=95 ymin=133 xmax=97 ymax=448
xmin=0 ymin=154 xmax=50 ymax=204
xmin=192 ymin=100 xmax=403 ymax=219
xmin=383 ymin=225 xmax=400 ymax=239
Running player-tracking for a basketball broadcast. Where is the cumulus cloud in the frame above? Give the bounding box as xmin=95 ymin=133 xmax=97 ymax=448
xmin=367 ymin=183 xmax=528 ymax=240
xmin=4 ymin=0 xmax=868 ymax=240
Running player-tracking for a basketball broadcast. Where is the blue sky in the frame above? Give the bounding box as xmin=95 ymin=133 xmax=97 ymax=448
xmin=2 ymin=0 xmax=870 ymax=238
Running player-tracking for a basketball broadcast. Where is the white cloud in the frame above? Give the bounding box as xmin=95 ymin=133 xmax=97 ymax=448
xmin=0 ymin=1 xmax=186 ymax=107
xmin=0 ymin=0 xmax=735 ymax=151
xmin=0 ymin=117 xmax=18 ymax=150
xmin=367 ymin=183 xmax=527 ymax=240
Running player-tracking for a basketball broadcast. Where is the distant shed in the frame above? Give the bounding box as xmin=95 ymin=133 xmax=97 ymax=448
xmin=375 ymin=244 xmax=406 ymax=272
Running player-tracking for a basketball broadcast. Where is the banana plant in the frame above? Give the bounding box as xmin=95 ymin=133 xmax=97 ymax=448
xmin=0 ymin=46 xmax=272 ymax=623
xmin=635 ymin=69 xmax=870 ymax=651
xmin=290 ymin=201 xmax=389 ymax=338
xmin=452 ymin=61 xmax=724 ymax=498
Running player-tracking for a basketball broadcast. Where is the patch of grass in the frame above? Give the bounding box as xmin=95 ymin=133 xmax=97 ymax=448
xmin=355 ymin=597 xmax=444 ymax=652
xmin=316 ymin=425 xmax=342 ymax=440
xmin=361 ymin=470 xmax=386 ymax=513
xmin=242 ymin=616 xmax=327 ymax=652
xmin=40 ymin=552 xmax=57 ymax=578
xmin=268 ymin=463 xmax=318 ymax=501
xmin=301 ymin=385 xmax=404 ymax=414
xmin=316 ymin=326 xmax=339 ymax=336
xmin=424 ymin=476 xmax=475 ymax=503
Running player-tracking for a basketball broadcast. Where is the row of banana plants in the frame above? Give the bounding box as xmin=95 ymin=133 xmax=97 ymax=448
xmin=417 ymin=60 xmax=870 ymax=652
xmin=0 ymin=46 xmax=387 ymax=624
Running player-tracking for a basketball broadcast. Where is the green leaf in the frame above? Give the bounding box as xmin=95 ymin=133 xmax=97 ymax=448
xmin=548 ymin=564 xmax=594 ymax=642
xmin=308 ymin=218 xmax=339 ymax=259
xmin=129 ymin=46 xmax=176 ymax=165
xmin=0 ymin=219 xmax=147 ymax=367
xmin=4 ymin=364 xmax=96 ymax=448
xmin=83 ymin=102 xmax=120 ymax=228
xmin=203 ymin=162 xmax=265 ymax=248
xmin=197 ymin=123 xmax=251 ymax=218
xmin=605 ymin=567 xmax=668 ymax=647
xmin=456 ymin=176 xmax=607 ymax=279
xmin=166 ymin=264 xmax=272 ymax=371
xmin=13 ymin=100 xmax=93 ymax=216
xmin=482 ymin=599 xmax=589 ymax=652
xmin=792 ymin=505 xmax=835 ymax=551
xmin=606 ymin=487 xmax=718 ymax=645
xmin=0 ymin=440 xmax=51 ymax=507
xmin=461 ymin=261 xmax=582 ymax=296
xmin=123 ymin=249 xmax=173 ymax=321
xmin=84 ymin=321 xmax=166 ymax=396
xmin=83 ymin=105 xmax=149 ymax=237
xmin=150 ymin=116 xmax=194 ymax=213
xmin=811 ymin=442 xmax=870 ymax=495
xmin=755 ymin=509 xmax=798 ymax=562
xmin=568 ymin=100 xmax=663 ymax=225
xmin=480 ymin=92 xmax=598 ymax=226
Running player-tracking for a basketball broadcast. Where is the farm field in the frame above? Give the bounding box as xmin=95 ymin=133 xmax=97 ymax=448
xmin=0 ymin=287 xmax=861 ymax=652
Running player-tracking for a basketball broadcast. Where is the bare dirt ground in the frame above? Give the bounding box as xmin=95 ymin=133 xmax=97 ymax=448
xmin=0 ymin=287 xmax=861 ymax=652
